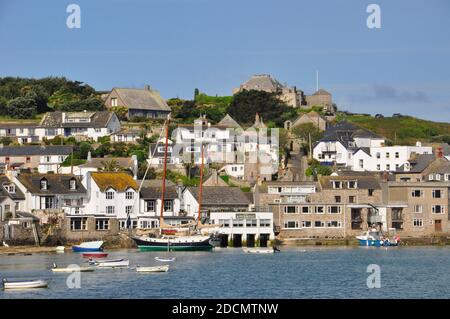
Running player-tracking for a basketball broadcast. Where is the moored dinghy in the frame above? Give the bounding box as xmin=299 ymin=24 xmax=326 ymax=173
xmin=155 ymin=257 xmax=176 ymax=262
xmin=72 ymin=241 xmax=104 ymax=252
xmin=136 ymin=265 xmax=170 ymax=273
xmin=51 ymin=263 xmax=95 ymax=273
xmin=90 ymin=258 xmax=130 ymax=268
xmin=242 ymin=247 xmax=274 ymax=254
xmin=82 ymin=252 xmax=108 ymax=258
xmin=2 ymin=279 xmax=48 ymax=290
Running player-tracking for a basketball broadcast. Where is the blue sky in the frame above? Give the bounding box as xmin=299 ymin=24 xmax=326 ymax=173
xmin=1 ymin=0 xmax=450 ymax=121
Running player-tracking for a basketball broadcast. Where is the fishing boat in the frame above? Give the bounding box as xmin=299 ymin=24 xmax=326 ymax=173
xmin=51 ymin=263 xmax=94 ymax=273
xmin=2 ymin=279 xmax=48 ymax=290
xmin=242 ymin=247 xmax=275 ymax=254
xmin=82 ymin=252 xmax=108 ymax=258
xmin=155 ymin=256 xmax=176 ymax=262
xmin=136 ymin=265 xmax=170 ymax=273
xmin=356 ymin=230 xmax=400 ymax=247
xmin=130 ymin=116 xmax=215 ymax=252
xmin=90 ymin=258 xmax=129 ymax=268
xmin=72 ymin=241 xmax=104 ymax=252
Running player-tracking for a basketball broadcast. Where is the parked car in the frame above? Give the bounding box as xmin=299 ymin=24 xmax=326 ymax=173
xmin=392 ymin=113 xmax=403 ymax=118
xmin=375 ymin=114 xmax=384 ymax=119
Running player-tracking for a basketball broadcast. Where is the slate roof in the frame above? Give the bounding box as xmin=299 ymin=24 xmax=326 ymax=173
xmin=186 ymin=186 xmax=251 ymax=206
xmin=112 ymin=88 xmax=171 ymax=112
xmin=17 ymin=173 xmax=86 ymax=195
xmin=91 ymin=172 xmax=138 ymax=192
xmin=319 ymin=175 xmax=381 ymax=190
xmin=217 ymin=114 xmax=242 ymax=129
xmin=0 ymin=145 xmax=73 ymax=157
xmin=0 ymin=175 xmax=25 ymax=200
xmin=0 ymin=122 xmax=39 ymax=129
xmin=426 ymin=160 xmax=450 ymax=174
xmin=40 ymin=111 xmax=115 ymax=128
xmin=240 ymin=74 xmax=283 ymax=92
xmin=140 ymin=185 xmax=178 ymax=199
xmin=396 ymin=154 xmax=436 ymax=173
xmin=318 ymin=121 xmax=383 ymax=148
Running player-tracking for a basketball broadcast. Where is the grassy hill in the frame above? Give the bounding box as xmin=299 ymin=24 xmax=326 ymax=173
xmin=336 ymin=113 xmax=450 ymax=145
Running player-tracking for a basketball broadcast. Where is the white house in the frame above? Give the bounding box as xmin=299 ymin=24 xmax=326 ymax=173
xmin=352 ymin=143 xmax=433 ymax=172
xmin=39 ymin=111 xmax=121 ymax=141
xmin=83 ymin=172 xmax=139 ymax=229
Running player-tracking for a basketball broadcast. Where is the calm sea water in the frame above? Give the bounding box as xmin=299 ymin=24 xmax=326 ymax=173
xmin=1 ymin=246 xmax=450 ymax=299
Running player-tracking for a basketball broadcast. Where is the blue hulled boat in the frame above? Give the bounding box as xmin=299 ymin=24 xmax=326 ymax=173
xmin=72 ymin=241 xmax=104 ymax=252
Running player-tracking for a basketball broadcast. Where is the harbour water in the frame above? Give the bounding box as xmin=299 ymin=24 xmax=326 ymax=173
xmin=1 ymin=246 xmax=450 ymax=299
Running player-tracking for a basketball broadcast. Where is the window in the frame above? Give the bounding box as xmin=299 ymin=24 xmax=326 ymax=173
xmin=26 ymin=157 xmax=31 ymax=163
xmin=284 ymin=206 xmax=297 ymax=214
xmin=347 ymin=181 xmax=357 ymax=189
xmin=432 ymin=190 xmax=442 ymax=198
xmin=146 ymin=200 xmax=155 ymax=212
xmin=106 ymin=206 xmax=115 ymax=214
xmin=246 ymin=219 xmax=257 ymax=227
xmin=432 ymin=205 xmax=444 ymax=214
xmin=395 ymin=152 xmax=399 ymax=159
xmin=233 ymin=219 xmax=244 ymax=227
xmin=368 ymin=189 xmax=374 ymax=196
xmin=95 ymin=128 xmax=101 ymax=133
xmin=445 ymin=174 xmax=450 ymax=181
xmin=5 ymin=157 xmax=9 ymax=164
xmin=332 ymin=181 xmax=342 ymax=189
xmin=314 ymin=221 xmax=325 ymax=228
xmin=413 ymin=205 xmax=422 ymax=213
xmin=40 ymin=196 xmax=55 ymax=209
xmin=376 ymin=164 xmax=381 ymax=171
xmin=284 ymin=221 xmax=299 ymax=229
xmin=125 ymin=205 xmax=133 ymax=215
xmin=40 ymin=178 xmax=48 ymax=190
xmin=359 ymin=159 xmax=364 ymax=169
xmin=411 ymin=190 xmax=423 ymax=197
xmin=328 ymin=206 xmax=341 ymax=214
xmin=111 ymin=97 xmax=118 ymax=107
xmin=349 ymin=196 xmax=356 ymax=203
xmin=259 ymin=219 xmax=271 ymax=227
xmin=334 ymin=196 xmax=341 ymax=203
xmin=315 ymin=206 xmax=324 ymax=214
xmin=436 ymin=174 xmax=441 ymax=181
xmin=376 ymin=152 xmax=380 ymax=159
xmin=106 ymin=191 xmax=114 ymax=200
xmin=327 ymin=221 xmax=341 ymax=228
xmin=386 ymin=152 xmax=390 ymax=159
xmin=69 ymin=178 xmax=77 ymax=190
xmin=301 ymin=206 xmax=310 ymax=214
xmin=219 ymin=219 xmax=230 ymax=227
xmin=395 ymin=164 xmax=399 ymax=170
xmin=164 ymin=200 xmax=173 ymax=212
xmin=413 ymin=219 xmax=423 ymax=227
xmin=46 ymin=128 xmax=56 ymax=136
xmin=95 ymin=219 xmax=109 ymax=230
xmin=386 ymin=164 xmax=390 ymax=171
xmin=70 ymin=218 xmax=87 ymax=230
xmin=301 ymin=221 xmax=312 ymax=228
xmin=126 ymin=191 xmax=134 ymax=200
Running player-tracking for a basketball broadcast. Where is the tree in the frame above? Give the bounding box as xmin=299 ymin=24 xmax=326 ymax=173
xmin=305 ymin=159 xmax=332 ymax=179
xmin=6 ymin=97 xmax=37 ymax=119
xmin=21 ymin=85 xmax=50 ymax=113
xmin=194 ymin=88 xmax=200 ymax=99
xmin=291 ymin=123 xmax=323 ymax=152
xmin=99 ymin=159 xmax=123 ymax=172
xmin=110 ymin=106 xmax=128 ymax=121
xmin=58 ymin=97 xmax=104 ymax=112
xmin=228 ymin=90 xmax=291 ymax=126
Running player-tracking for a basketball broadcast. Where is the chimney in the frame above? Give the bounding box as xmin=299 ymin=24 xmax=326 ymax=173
xmin=436 ymin=147 xmax=444 ymax=159
xmin=87 ymin=151 xmax=92 ymax=162
xmin=382 ymin=170 xmax=389 ymax=182
xmin=416 ymin=141 xmax=422 ymax=147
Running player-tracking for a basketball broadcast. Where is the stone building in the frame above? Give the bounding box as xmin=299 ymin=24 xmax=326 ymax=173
xmin=305 ymin=89 xmax=333 ymax=111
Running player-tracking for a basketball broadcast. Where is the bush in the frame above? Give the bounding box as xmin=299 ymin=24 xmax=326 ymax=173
xmin=6 ymin=96 xmax=37 ymax=119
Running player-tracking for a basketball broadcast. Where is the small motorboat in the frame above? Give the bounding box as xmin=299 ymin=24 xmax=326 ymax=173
xmin=155 ymin=257 xmax=176 ymax=262
xmin=356 ymin=230 xmax=400 ymax=247
xmin=82 ymin=252 xmax=108 ymax=258
xmin=72 ymin=241 xmax=104 ymax=252
xmin=2 ymin=279 xmax=48 ymax=290
xmin=242 ymin=247 xmax=274 ymax=254
xmin=136 ymin=265 xmax=169 ymax=273
xmin=90 ymin=258 xmax=130 ymax=268
xmin=51 ymin=263 xmax=94 ymax=273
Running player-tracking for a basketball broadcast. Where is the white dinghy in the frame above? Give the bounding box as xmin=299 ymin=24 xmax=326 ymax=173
xmin=155 ymin=257 xmax=176 ymax=262
xmin=2 ymin=279 xmax=48 ymax=290
xmin=51 ymin=263 xmax=94 ymax=273
xmin=242 ymin=247 xmax=274 ymax=254
xmin=136 ymin=265 xmax=170 ymax=273
xmin=91 ymin=258 xmax=130 ymax=268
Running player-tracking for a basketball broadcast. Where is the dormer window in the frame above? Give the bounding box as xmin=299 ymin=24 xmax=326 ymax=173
xmin=40 ymin=178 xmax=48 ymax=190
xmin=111 ymin=97 xmax=118 ymax=107
xmin=4 ymin=184 xmax=15 ymax=193
xmin=347 ymin=181 xmax=357 ymax=189
xmin=69 ymin=178 xmax=77 ymax=190
xmin=332 ymin=181 xmax=342 ymax=189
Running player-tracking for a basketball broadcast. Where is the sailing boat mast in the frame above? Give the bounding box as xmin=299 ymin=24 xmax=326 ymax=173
xmin=197 ymin=143 xmax=205 ymax=227
xmin=159 ymin=115 xmax=170 ymax=231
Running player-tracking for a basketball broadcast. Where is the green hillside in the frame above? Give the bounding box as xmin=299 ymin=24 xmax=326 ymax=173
xmin=337 ymin=113 xmax=450 ymax=145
